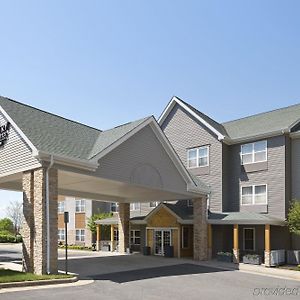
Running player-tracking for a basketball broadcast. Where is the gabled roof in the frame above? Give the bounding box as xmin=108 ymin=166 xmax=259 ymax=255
xmin=0 ymin=96 xmax=208 ymax=194
xmin=222 ymin=103 xmax=300 ymax=141
xmin=159 ymin=96 xmax=300 ymax=143
xmin=159 ymin=96 xmax=226 ymax=140
xmin=0 ymin=96 xmax=154 ymax=161
xmin=144 ymin=202 xmax=194 ymax=224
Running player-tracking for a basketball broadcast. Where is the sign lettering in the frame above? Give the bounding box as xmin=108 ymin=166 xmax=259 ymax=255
xmin=0 ymin=122 xmax=11 ymax=147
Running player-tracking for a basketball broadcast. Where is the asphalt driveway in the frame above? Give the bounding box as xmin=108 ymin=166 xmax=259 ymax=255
xmin=1 ymin=244 xmax=300 ymax=300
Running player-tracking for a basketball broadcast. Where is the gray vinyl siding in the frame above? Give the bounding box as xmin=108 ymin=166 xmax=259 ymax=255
xmin=228 ymin=136 xmax=286 ymax=219
xmin=96 ymin=125 xmax=187 ymax=194
xmin=161 ymin=104 xmax=223 ymax=212
xmin=291 ymin=138 xmax=300 ymax=199
xmin=222 ymin=143 xmax=230 ymax=212
xmin=0 ymin=111 xmax=41 ymax=176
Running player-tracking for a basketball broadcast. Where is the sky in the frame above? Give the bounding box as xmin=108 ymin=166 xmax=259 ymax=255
xmin=1 ymin=0 xmax=300 ymax=218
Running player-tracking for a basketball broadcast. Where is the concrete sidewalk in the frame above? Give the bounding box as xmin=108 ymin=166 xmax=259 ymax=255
xmin=195 ymin=259 xmax=300 ymax=282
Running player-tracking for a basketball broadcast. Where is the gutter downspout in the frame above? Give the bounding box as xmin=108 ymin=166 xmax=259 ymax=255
xmin=46 ymin=155 xmax=54 ymax=274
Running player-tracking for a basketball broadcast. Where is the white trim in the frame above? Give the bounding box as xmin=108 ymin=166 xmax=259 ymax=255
xmin=243 ymin=227 xmax=256 ymax=251
xmin=153 ymin=229 xmax=173 ymax=256
xmin=240 ymin=140 xmax=267 ymax=165
xmin=146 ymin=227 xmax=179 ymax=230
xmin=240 ymin=184 xmax=268 ymax=206
xmin=0 ymin=105 xmax=39 ymax=155
xmin=158 ymin=97 xmax=225 ymax=141
xmin=187 ymin=145 xmax=209 ymax=169
xmin=36 ymin=151 xmax=99 ymax=171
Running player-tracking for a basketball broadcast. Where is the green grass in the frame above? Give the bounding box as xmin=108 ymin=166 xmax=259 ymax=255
xmin=0 ymin=269 xmax=73 ymax=283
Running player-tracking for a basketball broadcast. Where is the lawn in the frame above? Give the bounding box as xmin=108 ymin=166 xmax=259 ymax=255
xmin=0 ymin=269 xmax=73 ymax=283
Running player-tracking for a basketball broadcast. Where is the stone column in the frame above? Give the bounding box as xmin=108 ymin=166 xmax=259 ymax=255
xmin=193 ymin=197 xmax=208 ymax=261
xmin=96 ymin=224 xmax=101 ymax=251
xmin=264 ymin=224 xmax=271 ymax=267
xmin=233 ymin=224 xmax=239 ymax=264
xmin=118 ymin=203 xmax=130 ymax=253
xmin=21 ymin=170 xmax=34 ymax=273
xmin=21 ymin=167 xmax=58 ymax=275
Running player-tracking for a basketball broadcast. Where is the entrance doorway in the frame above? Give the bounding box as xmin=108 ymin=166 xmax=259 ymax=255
xmin=154 ymin=229 xmax=172 ymax=255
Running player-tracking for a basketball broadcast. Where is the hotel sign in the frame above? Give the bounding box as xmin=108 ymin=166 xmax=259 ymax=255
xmin=0 ymin=122 xmax=11 ymax=147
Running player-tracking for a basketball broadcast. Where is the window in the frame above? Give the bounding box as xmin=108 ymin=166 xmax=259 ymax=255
xmin=75 ymin=229 xmax=85 ymax=242
xmin=111 ymin=202 xmax=119 ymax=212
xmin=58 ymin=229 xmax=65 ymax=241
xmin=241 ymin=185 xmax=267 ymax=205
xmin=130 ymin=230 xmax=141 ymax=245
xmin=243 ymin=228 xmax=255 ymax=251
xmin=150 ymin=201 xmax=159 ymax=208
xmin=75 ymin=200 xmax=85 ymax=213
xmin=187 ymin=146 xmax=209 ymax=168
xmin=58 ymin=201 xmax=65 ymax=213
xmin=130 ymin=202 xmax=141 ymax=211
xmin=241 ymin=141 xmax=267 ymax=165
xmin=187 ymin=200 xmax=193 ymax=207
xmin=182 ymin=226 xmax=189 ymax=248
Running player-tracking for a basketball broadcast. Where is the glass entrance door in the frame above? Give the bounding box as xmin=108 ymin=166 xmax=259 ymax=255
xmin=154 ymin=230 xmax=171 ymax=255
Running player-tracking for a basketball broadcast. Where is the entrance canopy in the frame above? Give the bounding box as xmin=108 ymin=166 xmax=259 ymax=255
xmin=0 ymin=96 xmax=208 ymax=202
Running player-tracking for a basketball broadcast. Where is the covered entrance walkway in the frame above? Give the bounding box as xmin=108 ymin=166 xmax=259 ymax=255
xmin=0 ymin=96 xmax=209 ymax=274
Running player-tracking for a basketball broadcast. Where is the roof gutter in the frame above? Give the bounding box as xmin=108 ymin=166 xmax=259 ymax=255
xmin=224 ymin=128 xmax=290 ymax=145
xmin=34 ymin=151 xmax=99 ymax=172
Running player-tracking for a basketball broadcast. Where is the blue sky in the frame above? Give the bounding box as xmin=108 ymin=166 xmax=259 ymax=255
xmin=1 ymin=0 xmax=300 ymax=217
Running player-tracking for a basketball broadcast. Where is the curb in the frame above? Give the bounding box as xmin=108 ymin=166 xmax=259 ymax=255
xmin=0 ymin=276 xmax=78 ymax=289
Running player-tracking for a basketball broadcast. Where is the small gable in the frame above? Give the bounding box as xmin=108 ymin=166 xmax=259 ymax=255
xmin=147 ymin=206 xmax=179 ymax=227
xmin=95 ymin=124 xmax=187 ymax=193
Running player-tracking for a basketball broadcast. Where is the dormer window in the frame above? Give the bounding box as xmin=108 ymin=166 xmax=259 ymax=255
xmin=187 ymin=146 xmax=209 ymax=168
xmin=241 ymin=141 xmax=267 ymax=165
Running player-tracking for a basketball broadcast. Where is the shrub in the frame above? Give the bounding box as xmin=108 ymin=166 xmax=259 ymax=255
xmin=0 ymin=231 xmax=22 ymax=243
xmin=217 ymin=251 xmax=233 ymax=257
xmin=288 ymin=201 xmax=300 ymax=235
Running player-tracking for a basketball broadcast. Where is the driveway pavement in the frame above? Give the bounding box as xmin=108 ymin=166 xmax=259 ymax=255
xmin=1 ymin=244 xmax=300 ymax=300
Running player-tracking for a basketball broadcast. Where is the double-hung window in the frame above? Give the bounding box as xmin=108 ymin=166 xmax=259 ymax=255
xmin=130 ymin=202 xmax=141 ymax=211
xmin=187 ymin=146 xmax=209 ymax=168
xmin=58 ymin=201 xmax=65 ymax=213
xmin=130 ymin=230 xmax=141 ymax=245
xmin=241 ymin=141 xmax=267 ymax=165
xmin=75 ymin=229 xmax=85 ymax=242
xmin=241 ymin=185 xmax=267 ymax=205
xmin=58 ymin=229 xmax=65 ymax=241
xmin=75 ymin=200 xmax=85 ymax=213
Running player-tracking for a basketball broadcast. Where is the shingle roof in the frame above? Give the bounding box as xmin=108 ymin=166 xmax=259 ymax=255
xmin=222 ymin=103 xmax=300 ymax=140
xmin=88 ymin=117 xmax=150 ymax=159
xmin=176 ymin=97 xmax=300 ymax=141
xmin=208 ymin=211 xmax=285 ymax=225
xmin=0 ymin=96 xmax=150 ymax=161
xmin=164 ymin=203 xmax=194 ymax=220
xmin=179 ymin=98 xmax=228 ymax=137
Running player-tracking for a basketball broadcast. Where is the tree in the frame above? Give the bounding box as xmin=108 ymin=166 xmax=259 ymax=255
xmin=6 ymin=200 xmax=23 ymax=234
xmin=87 ymin=211 xmax=113 ymax=242
xmin=0 ymin=218 xmax=14 ymax=233
xmin=287 ymin=201 xmax=300 ymax=235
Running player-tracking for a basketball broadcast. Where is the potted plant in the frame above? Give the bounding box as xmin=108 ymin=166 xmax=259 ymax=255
xmin=243 ymin=254 xmax=262 ymax=265
xmin=217 ymin=251 xmax=233 ymax=263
